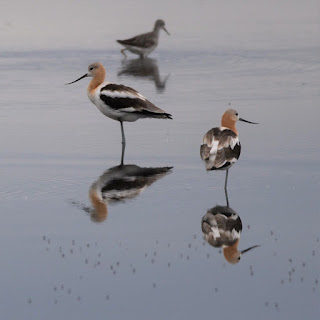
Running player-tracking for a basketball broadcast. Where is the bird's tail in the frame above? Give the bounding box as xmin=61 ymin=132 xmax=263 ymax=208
xmin=138 ymin=110 xmax=172 ymax=119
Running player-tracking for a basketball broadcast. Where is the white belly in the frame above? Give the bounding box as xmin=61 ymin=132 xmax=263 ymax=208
xmin=89 ymin=93 xmax=140 ymax=122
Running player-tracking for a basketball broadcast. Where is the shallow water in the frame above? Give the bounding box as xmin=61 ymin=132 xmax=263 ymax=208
xmin=0 ymin=45 xmax=319 ymax=319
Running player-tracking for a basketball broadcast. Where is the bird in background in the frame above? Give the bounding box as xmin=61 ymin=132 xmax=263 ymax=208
xmin=66 ymin=62 xmax=172 ymax=145
xmin=117 ymin=19 xmax=170 ymax=59
xmin=200 ymin=109 xmax=258 ymax=189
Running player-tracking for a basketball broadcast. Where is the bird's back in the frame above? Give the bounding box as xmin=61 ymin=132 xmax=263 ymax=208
xmin=91 ymin=82 xmax=172 ymax=122
xmin=200 ymin=127 xmax=241 ymax=170
xmin=117 ymin=31 xmax=157 ymax=49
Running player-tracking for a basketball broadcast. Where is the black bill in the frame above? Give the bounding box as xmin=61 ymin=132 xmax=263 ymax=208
xmin=65 ymin=73 xmax=88 ymax=85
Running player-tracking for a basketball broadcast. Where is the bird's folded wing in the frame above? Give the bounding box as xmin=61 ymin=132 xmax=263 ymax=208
xmin=117 ymin=33 xmax=156 ymax=48
xmin=214 ymin=131 xmax=241 ymax=168
xmin=201 ymin=128 xmax=241 ymax=168
xmin=100 ymin=83 xmax=166 ymax=114
xmin=200 ymin=127 xmax=222 ymax=160
xmin=218 ymin=131 xmax=239 ymax=151
xmin=200 ymin=144 xmax=211 ymax=160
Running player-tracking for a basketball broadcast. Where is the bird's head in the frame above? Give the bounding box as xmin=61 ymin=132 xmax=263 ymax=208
xmin=65 ymin=62 xmax=105 ymax=85
xmin=155 ymin=19 xmax=170 ymax=35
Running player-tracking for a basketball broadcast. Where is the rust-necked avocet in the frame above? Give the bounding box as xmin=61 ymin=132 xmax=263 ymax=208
xmin=66 ymin=62 xmax=172 ymax=144
xmin=117 ymin=19 xmax=170 ymax=59
xmin=200 ymin=109 xmax=257 ymax=189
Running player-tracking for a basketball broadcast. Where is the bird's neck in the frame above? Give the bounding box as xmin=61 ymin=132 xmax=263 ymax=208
xmin=153 ymin=27 xmax=161 ymax=37
xmin=88 ymin=71 xmax=105 ymax=94
xmin=221 ymin=118 xmax=238 ymax=135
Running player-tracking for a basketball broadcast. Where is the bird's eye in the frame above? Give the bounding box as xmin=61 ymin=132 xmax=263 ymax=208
xmin=238 ymin=256 xmax=241 ymax=260
xmin=89 ymin=67 xmax=94 ymax=71
xmin=236 ymin=113 xmax=238 ymax=116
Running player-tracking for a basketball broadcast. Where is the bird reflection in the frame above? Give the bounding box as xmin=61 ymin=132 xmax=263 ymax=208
xmin=72 ymin=145 xmax=172 ymax=223
xmin=201 ymin=189 xmax=259 ymax=264
xmin=118 ymin=58 xmax=169 ymax=93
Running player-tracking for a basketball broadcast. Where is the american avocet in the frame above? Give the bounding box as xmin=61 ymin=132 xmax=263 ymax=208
xmin=201 ymin=189 xmax=260 ymax=264
xmin=200 ymin=109 xmax=257 ymax=189
xmin=66 ymin=62 xmax=172 ymax=144
xmin=117 ymin=19 xmax=170 ymax=59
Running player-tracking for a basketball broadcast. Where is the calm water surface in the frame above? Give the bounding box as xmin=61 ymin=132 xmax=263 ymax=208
xmin=0 ymin=47 xmax=319 ymax=319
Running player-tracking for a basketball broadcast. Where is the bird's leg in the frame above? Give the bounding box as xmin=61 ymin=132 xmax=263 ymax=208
xmin=120 ymin=121 xmax=126 ymax=145
xmin=224 ymin=169 xmax=229 ymax=190
xmin=121 ymin=49 xmax=127 ymax=58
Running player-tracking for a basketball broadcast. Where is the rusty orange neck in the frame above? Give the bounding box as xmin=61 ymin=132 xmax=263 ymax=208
xmin=88 ymin=69 xmax=106 ymax=94
xmin=221 ymin=115 xmax=238 ymax=135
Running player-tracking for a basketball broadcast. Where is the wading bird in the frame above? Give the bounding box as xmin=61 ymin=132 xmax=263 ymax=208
xmin=200 ymin=109 xmax=257 ymax=189
xmin=117 ymin=19 xmax=170 ymax=58
xmin=66 ymin=62 xmax=172 ymax=144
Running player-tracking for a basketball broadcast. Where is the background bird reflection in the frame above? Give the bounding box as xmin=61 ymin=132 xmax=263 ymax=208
xmin=201 ymin=189 xmax=260 ymax=264
xmin=118 ymin=58 xmax=170 ymax=93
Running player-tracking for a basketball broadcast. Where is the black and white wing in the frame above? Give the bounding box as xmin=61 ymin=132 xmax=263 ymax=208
xmin=99 ymin=83 xmax=172 ymax=119
xmin=200 ymin=127 xmax=241 ymax=170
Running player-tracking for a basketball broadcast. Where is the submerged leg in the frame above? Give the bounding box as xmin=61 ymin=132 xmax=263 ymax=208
xmin=121 ymin=49 xmax=127 ymax=57
xmin=224 ymin=169 xmax=229 ymax=190
xmin=120 ymin=121 xmax=126 ymax=145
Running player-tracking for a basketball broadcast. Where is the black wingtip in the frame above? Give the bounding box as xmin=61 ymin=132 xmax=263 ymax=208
xmin=165 ymin=113 xmax=173 ymax=119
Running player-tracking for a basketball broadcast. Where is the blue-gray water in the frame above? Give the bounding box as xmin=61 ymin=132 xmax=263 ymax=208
xmin=0 ymin=46 xmax=319 ymax=319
